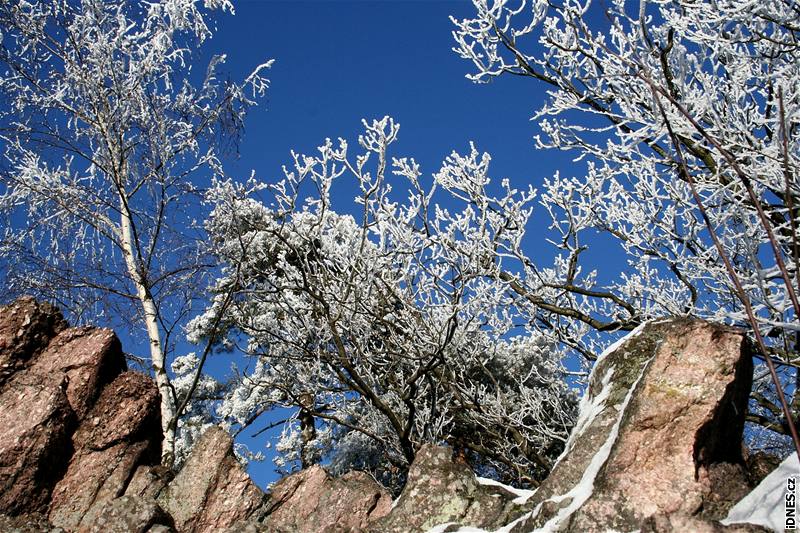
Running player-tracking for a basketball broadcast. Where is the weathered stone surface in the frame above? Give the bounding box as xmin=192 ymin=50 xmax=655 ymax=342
xmin=0 ymin=372 xmax=75 ymax=515
xmin=124 ymin=465 xmax=175 ymax=500
xmin=0 ymin=299 xmax=779 ymax=533
xmin=49 ymin=372 xmax=161 ymax=531
xmin=0 ymin=297 xmax=67 ymax=387
xmin=641 ymin=513 xmax=769 ymax=532
xmin=371 ymin=445 xmax=523 ymax=533
xmin=80 ymin=495 xmax=174 ymax=533
xmin=0 ymin=513 xmax=64 ymax=532
xmin=511 ymin=319 xmax=754 ymax=533
xmin=31 ymin=327 xmax=126 ymax=419
xmin=158 ymin=426 xmax=264 ymax=533
xmin=255 ymin=464 xmax=391 ymax=533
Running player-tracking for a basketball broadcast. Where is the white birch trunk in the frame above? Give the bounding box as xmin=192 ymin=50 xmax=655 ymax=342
xmin=119 ymin=202 xmax=177 ymax=466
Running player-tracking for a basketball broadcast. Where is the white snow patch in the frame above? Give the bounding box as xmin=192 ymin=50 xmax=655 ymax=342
xmin=476 ymin=476 xmax=537 ymax=505
xmin=556 ymin=322 xmax=649 ymax=463
xmin=560 ymin=366 xmax=615 ymax=459
xmin=594 ymin=322 xmax=650 ymax=367
xmin=533 ymin=350 xmax=657 ymax=533
xmin=721 ymin=452 xmax=800 ymax=532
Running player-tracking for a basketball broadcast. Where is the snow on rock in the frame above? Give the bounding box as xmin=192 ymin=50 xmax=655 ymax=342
xmin=593 ymin=321 xmax=651 ymax=367
xmin=483 ymin=319 xmax=755 ymax=533
xmin=721 ymin=452 xmax=800 ymax=532
xmin=475 ymin=477 xmax=536 ymax=505
xmin=423 ymin=328 xmax=648 ymax=533
xmin=532 ymin=355 xmax=654 ymax=532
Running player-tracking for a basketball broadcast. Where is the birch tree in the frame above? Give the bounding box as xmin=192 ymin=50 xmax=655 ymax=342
xmin=0 ymin=0 xmax=270 ymax=464
xmin=451 ymin=0 xmax=800 ymax=450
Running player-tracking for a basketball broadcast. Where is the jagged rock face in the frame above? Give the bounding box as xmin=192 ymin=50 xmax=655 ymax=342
xmin=158 ymin=426 xmax=265 ymax=533
xmin=31 ymin=327 xmax=127 ymax=419
xmin=125 ymin=465 xmax=175 ymax=501
xmin=0 ymin=299 xmax=780 ymax=533
xmin=243 ymin=444 xmax=523 ymax=533
xmin=510 ymin=319 xmax=762 ymax=533
xmin=0 ymin=298 xmax=270 ymax=533
xmin=251 ymin=463 xmax=392 ymax=533
xmin=80 ymin=495 xmax=174 ymax=533
xmin=0 ymin=372 xmax=76 ymax=515
xmin=0 ymin=297 xmax=67 ymax=386
xmin=48 ymin=371 xmax=162 ymax=531
xmin=0 ymin=300 xmax=128 ymax=516
xmin=370 ymin=445 xmax=525 ymax=532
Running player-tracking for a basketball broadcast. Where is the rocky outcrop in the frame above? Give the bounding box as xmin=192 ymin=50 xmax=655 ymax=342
xmin=125 ymin=465 xmax=175 ymax=500
xmin=48 ymin=372 xmax=162 ymax=531
xmin=0 ymin=371 xmax=75 ymax=515
xmin=241 ymin=444 xmax=525 ymax=533
xmin=509 ymin=319 xmax=763 ymax=533
xmin=158 ymin=426 xmax=265 ymax=532
xmin=0 ymin=297 xmax=67 ymax=387
xmin=0 ymin=298 xmax=274 ymax=533
xmin=370 ymin=445 xmax=524 ymax=532
xmin=31 ymin=327 xmax=126 ymax=419
xmin=80 ymin=495 xmax=173 ymax=533
xmin=0 ymin=300 xmax=783 ymax=533
xmin=252 ymin=463 xmax=392 ymax=533
xmin=0 ymin=298 xmax=170 ymax=532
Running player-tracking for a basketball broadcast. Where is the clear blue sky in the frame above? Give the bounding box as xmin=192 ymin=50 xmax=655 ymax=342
xmin=209 ymin=0 xmax=558 ymax=201
xmin=163 ymin=0 xmax=618 ymax=488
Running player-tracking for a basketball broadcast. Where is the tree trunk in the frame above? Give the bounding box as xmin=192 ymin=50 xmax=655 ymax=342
xmin=119 ymin=204 xmax=177 ymax=466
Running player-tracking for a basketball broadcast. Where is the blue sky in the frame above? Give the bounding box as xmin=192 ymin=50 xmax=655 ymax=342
xmin=190 ymin=0 xmax=618 ymax=488
xmin=208 ymin=1 xmax=557 ymax=201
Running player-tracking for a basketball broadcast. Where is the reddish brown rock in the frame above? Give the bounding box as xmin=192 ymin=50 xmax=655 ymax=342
xmin=31 ymin=327 xmax=126 ymax=419
xmin=511 ymin=319 xmax=754 ymax=532
xmin=257 ymin=464 xmax=392 ymax=533
xmin=158 ymin=426 xmax=264 ymax=533
xmin=49 ymin=372 xmax=161 ymax=531
xmin=370 ymin=445 xmax=524 ymax=533
xmin=0 ymin=297 xmax=67 ymax=387
xmin=0 ymin=372 xmax=76 ymax=515
xmin=124 ymin=465 xmax=174 ymax=500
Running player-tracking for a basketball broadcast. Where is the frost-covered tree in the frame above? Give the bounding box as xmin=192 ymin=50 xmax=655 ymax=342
xmin=191 ymin=117 xmax=578 ymax=489
xmin=452 ymin=0 xmax=800 ymax=450
xmin=0 ymin=0 xmax=270 ymax=464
